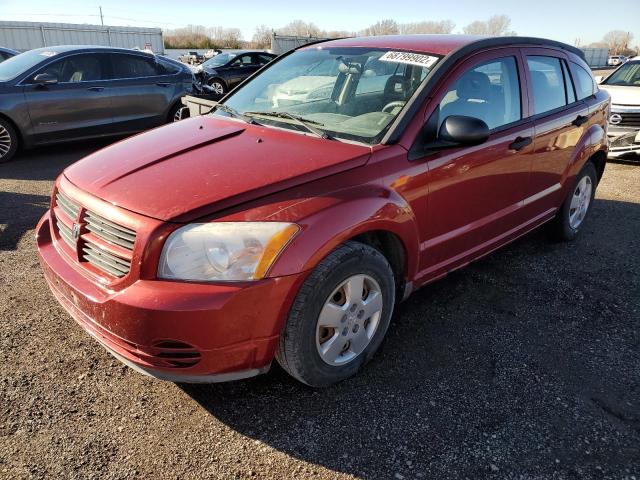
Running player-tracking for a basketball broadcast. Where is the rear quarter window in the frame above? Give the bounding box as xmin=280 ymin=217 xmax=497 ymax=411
xmin=570 ymin=62 xmax=597 ymax=100
xmin=112 ymin=54 xmax=157 ymax=78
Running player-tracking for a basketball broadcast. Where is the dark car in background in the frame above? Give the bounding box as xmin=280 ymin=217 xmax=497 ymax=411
xmin=0 ymin=46 xmax=194 ymax=162
xmin=196 ymin=50 xmax=277 ymax=95
xmin=0 ymin=47 xmax=18 ymax=62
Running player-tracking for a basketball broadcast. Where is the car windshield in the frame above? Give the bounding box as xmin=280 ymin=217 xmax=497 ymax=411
xmin=603 ymin=61 xmax=640 ymax=87
xmin=202 ymin=53 xmax=236 ymax=68
xmin=0 ymin=49 xmax=55 ymax=81
xmin=219 ymin=47 xmax=440 ymax=144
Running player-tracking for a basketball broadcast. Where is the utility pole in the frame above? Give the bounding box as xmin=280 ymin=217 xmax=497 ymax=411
xmin=99 ymin=6 xmax=104 ymax=26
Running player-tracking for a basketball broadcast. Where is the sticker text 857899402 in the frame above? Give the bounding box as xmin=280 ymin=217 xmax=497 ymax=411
xmin=379 ymin=51 xmax=439 ymax=68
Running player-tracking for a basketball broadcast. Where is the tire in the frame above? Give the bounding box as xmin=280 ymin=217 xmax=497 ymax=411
xmin=0 ymin=117 xmax=18 ymax=163
xmin=550 ymin=161 xmax=598 ymax=241
xmin=168 ymin=103 xmax=189 ymax=123
xmin=208 ymin=78 xmax=226 ymax=95
xmin=276 ymin=241 xmax=396 ymax=387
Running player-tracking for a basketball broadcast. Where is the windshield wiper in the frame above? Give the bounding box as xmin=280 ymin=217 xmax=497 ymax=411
xmin=244 ymin=111 xmax=334 ymax=139
xmin=214 ymin=103 xmax=255 ymax=123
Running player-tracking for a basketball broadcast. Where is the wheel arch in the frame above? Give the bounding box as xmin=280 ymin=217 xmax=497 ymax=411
xmin=588 ymin=148 xmax=607 ymax=183
xmin=267 ymin=188 xmax=421 ymax=289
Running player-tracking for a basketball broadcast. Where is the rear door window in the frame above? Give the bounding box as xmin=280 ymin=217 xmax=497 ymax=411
xmin=526 ymin=56 xmax=567 ymax=115
xmin=111 ymin=54 xmax=158 ymax=79
xmin=439 ymin=57 xmax=521 ymax=130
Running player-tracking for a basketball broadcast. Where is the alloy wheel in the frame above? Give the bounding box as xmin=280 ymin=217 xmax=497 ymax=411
xmin=173 ymin=106 xmax=189 ymax=122
xmin=0 ymin=125 xmax=11 ymax=159
xmin=569 ymin=175 xmax=593 ymax=229
xmin=315 ymin=274 xmax=383 ymax=366
xmin=210 ymin=81 xmax=225 ymax=95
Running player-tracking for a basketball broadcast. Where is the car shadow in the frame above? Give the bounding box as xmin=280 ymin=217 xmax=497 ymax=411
xmin=179 ymin=197 xmax=640 ymax=478
xmin=0 ymin=140 xmax=114 ymax=250
xmin=0 ymin=191 xmax=51 ymax=250
xmin=0 ymin=139 xmax=114 ymax=182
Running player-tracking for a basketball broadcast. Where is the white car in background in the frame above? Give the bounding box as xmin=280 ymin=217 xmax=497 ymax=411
xmin=607 ymin=55 xmax=628 ymax=67
xmin=597 ymin=57 xmax=640 ymax=159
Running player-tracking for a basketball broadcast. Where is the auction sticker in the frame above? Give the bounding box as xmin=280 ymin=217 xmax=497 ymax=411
xmin=379 ymin=51 xmax=438 ymax=68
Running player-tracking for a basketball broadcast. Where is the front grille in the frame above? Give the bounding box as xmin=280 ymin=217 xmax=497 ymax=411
xmin=56 ymin=218 xmax=75 ymax=249
xmin=82 ymin=210 xmax=136 ymax=278
xmin=616 ymin=112 xmax=640 ymax=127
xmin=53 ymin=189 xmax=137 ymax=279
xmin=55 ymin=191 xmax=80 ymax=220
xmin=54 ymin=191 xmax=79 ymax=250
xmin=82 ymin=240 xmax=132 ymax=277
xmin=84 ymin=211 xmax=136 ymax=250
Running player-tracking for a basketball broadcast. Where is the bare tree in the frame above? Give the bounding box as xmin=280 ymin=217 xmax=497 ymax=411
xmin=361 ymin=19 xmax=400 ymax=36
xmin=278 ymin=20 xmax=321 ymax=37
xmin=463 ymin=15 xmax=516 ymax=36
xmin=603 ymin=30 xmax=634 ymax=55
xmin=399 ymin=20 xmax=455 ymax=35
xmin=252 ymin=25 xmax=272 ymax=49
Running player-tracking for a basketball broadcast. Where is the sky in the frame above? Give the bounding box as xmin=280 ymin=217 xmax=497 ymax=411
xmin=2 ymin=0 xmax=639 ymax=47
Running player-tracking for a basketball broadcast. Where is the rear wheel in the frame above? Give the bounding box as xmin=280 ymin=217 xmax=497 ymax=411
xmin=550 ymin=161 xmax=598 ymax=241
xmin=168 ymin=103 xmax=189 ymax=123
xmin=276 ymin=241 xmax=395 ymax=387
xmin=0 ymin=118 xmax=18 ymax=163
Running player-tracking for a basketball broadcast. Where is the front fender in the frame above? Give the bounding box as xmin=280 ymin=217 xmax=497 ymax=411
xmin=266 ymin=184 xmax=421 ymax=281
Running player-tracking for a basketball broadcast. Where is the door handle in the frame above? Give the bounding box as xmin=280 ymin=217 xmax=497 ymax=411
xmin=156 ymin=82 xmax=171 ymax=87
xmin=573 ymin=115 xmax=588 ymax=127
xmin=87 ymin=86 xmax=104 ymax=92
xmin=508 ymin=136 xmax=532 ymax=151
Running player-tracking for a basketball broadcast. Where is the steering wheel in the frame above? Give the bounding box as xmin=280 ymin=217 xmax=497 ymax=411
xmin=382 ymin=101 xmax=406 ymax=114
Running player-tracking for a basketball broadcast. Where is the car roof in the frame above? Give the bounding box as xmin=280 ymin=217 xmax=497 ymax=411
xmin=303 ymin=34 xmax=583 ymax=59
xmin=27 ymin=45 xmax=155 ymax=57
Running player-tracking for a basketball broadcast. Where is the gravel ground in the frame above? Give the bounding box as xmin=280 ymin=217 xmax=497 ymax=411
xmin=0 ymin=142 xmax=639 ymax=480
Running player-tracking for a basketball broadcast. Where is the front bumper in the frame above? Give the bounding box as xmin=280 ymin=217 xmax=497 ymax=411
xmin=608 ymin=130 xmax=640 ymax=159
xmin=36 ymin=212 xmax=304 ymax=382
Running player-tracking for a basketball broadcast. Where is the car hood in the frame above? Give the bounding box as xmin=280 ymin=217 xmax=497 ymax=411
xmin=600 ymin=85 xmax=640 ymax=106
xmin=63 ymin=116 xmax=371 ymax=222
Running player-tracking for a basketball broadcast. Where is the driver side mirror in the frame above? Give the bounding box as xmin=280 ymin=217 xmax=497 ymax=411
xmin=438 ymin=115 xmax=490 ymax=146
xmin=33 ymin=73 xmax=58 ymax=85
xmin=594 ymin=75 xmax=603 ymax=84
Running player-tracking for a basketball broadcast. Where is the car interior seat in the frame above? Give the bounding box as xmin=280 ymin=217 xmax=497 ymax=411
xmin=439 ymin=71 xmax=492 ymax=128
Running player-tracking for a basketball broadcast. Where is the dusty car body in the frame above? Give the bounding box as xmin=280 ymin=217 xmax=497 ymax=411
xmin=37 ymin=35 xmax=609 ymax=387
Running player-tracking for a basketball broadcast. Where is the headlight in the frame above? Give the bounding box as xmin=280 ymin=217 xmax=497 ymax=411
xmin=158 ymin=222 xmax=299 ymax=282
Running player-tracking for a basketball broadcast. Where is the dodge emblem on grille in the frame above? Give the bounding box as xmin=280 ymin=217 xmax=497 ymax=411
xmin=72 ymin=223 xmax=80 ymax=241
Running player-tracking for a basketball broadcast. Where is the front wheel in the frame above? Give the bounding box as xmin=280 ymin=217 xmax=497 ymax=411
xmin=208 ymin=79 xmax=226 ymax=95
xmin=0 ymin=118 xmax=18 ymax=163
xmin=550 ymin=161 xmax=598 ymax=241
xmin=276 ymin=241 xmax=395 ymax=387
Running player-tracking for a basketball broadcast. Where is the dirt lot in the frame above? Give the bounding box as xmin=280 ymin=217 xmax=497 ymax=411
xmin=0 ymin=142 xmax=639 ymax=480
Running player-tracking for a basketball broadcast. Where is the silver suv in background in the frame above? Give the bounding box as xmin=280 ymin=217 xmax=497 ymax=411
xmin=597 ymin=57 xmax=640 ymax=159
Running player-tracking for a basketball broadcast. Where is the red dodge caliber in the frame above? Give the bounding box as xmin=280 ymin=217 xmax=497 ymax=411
xmin=37 ymin=35 xmax=609 ymax=387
